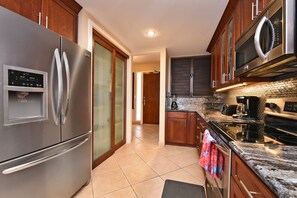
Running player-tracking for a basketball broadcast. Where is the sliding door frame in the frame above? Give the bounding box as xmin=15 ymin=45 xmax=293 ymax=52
xmin=92 ymin=29 xmax=128 ymax=168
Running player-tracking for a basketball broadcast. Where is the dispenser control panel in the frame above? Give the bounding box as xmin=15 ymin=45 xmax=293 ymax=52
xmin=8 ymin=69 xmax=44 ymax=88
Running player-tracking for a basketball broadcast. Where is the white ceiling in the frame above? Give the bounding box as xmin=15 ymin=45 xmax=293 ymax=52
xmin=76 ymin=0 xmax=229 ymax=58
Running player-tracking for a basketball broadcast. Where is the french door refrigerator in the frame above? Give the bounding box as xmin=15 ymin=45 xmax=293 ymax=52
xmin=0 ymin=7 xmax=92 ymax=198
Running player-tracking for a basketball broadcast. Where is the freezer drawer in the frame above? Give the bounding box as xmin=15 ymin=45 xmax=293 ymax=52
xmin=0 ymin=133 xmax=91 ymax=198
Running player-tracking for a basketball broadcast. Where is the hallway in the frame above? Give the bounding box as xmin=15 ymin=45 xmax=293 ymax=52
xmin=74 ymin=124 xmax=205 ymax=198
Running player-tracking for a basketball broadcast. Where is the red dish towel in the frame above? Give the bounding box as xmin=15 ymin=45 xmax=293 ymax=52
xmin=199 ymin=129 xmax=224 ymax=179
xmin=199 ymin=129 xmax=214 ymax=175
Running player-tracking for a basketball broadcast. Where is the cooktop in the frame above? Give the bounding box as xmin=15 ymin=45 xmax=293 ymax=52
xmin=209 ymin=98 xmax=297 ymax=146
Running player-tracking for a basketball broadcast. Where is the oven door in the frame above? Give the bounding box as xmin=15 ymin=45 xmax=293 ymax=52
xmin=205 ymin=142 xmax=231 ymax=198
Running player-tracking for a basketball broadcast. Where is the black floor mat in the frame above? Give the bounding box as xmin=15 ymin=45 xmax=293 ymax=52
xmin=161 ymin=180 xmax=206 ymax=198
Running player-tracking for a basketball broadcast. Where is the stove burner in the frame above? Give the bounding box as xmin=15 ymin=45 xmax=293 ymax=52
xmin=278 ymin=136 xmax=297 ymax=145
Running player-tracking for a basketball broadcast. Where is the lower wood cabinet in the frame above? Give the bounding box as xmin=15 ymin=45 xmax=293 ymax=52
xmin=231 ymin=152 xmax=276 ymax=198
xmin=165 ymin=111 xmax=196 ymax=146
xmin=196 ymin=113 xmax=208 ymax=154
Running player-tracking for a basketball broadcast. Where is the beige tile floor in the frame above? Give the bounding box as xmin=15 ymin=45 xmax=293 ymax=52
xmin=73 ymin=124 xmax=206 ymax=198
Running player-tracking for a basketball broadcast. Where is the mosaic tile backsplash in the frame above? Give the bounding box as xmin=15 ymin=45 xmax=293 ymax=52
xmin=223 ymin=76 xmax=297 ymax=104
xmin=166 ymin=95 xmax=224 ymax=112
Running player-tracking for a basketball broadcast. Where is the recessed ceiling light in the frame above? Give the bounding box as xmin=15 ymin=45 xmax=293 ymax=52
xmin=146 ymin=30 xmax=156 ymax=37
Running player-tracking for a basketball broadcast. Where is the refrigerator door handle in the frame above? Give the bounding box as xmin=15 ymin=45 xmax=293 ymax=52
xmin=51 ymin=48 xmax=63 ymax=125
xmin=2 ymin=137 xmax=89 ymax=175
xmin=61 ymin=51 xmax=71 ymax=124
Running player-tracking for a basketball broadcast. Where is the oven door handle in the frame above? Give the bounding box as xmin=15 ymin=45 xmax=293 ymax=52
xmin=213 ymin=143 xmax=230 ymax=156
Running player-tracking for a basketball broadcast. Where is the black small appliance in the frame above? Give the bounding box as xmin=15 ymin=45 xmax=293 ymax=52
xmin=233 ymin=96 xmax=259 ymax=119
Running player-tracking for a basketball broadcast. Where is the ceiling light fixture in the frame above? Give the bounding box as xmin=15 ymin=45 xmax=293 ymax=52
xmin=146 ymin=30 xmax=156 ymax=37
xmin=215 ymin=83 xmax=247 ymax=92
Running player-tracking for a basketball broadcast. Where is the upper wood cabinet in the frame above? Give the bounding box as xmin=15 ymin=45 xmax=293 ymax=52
xmin=0 ymin=0 xmax=42 ymax=24
xmin=0 ymin=0 xmax=82 ymax=42
xmin=241 ymin=0 xmax=272 ymax=32
xmin=208 ymin=0 xmax=272 ymax=91
xmin=171 ymin=56 xmax=211 ymax=96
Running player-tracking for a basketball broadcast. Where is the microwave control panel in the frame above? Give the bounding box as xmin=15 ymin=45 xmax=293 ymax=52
xmin=8 ymin=69 xmax=44 ymax=88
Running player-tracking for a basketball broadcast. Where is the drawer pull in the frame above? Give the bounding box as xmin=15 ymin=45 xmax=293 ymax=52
xmin=239 ymin=180 xmax=262 ymax=198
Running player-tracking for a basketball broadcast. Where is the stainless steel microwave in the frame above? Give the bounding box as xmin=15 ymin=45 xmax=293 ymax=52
xmin=235 ymin=0 xmax=297 ymax=77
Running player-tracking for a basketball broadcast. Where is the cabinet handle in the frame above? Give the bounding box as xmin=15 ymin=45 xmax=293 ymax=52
xmin=255 ymin=0 xmax=259 ymax=16
xmin=212 ymin=80 xmax=216 ymax=88
xmin=222 ymin=73 xmax=225 ymax=84
xmin=38 ymin=12 xmax=42 ymax=25
xmin=252 ymin=2 xmax=255 ymax=20
xmin=45 ymin=16 xmax=49 ymax=28
xmin=239 ymin=180 xmax=262 ymax=198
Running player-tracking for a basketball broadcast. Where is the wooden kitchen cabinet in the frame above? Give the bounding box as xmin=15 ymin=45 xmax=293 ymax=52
xmin=242 ymin=0 xmax=272 ymax=33
xmin=231 ymin=152 xmax=276 ymax=198
xmin=0 ymin=0 xmax=82 ymax=42
xmin=196 ymin=113 xmax=208 ymax=154
xmin=165 ymin=111 xmax=196 ymax=146
xmin=0 ymin=0 xmax=42 ymax=24
xmin=209 ymin=0 xmax=271 ymax=91
xmin=171 ymin=56 xmax=211 ymax=96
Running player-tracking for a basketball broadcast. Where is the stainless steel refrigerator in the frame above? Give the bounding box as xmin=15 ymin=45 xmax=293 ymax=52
xmin=0 ymin=7 xmax=92 ymax=198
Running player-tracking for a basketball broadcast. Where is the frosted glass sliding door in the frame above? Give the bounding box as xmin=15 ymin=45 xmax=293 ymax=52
xmin=93 ymin=42 xmax=112 ymax=160
xmin=115 ymin=57 xmax=125 ymax=144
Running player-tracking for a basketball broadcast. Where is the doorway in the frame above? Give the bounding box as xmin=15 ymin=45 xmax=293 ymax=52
xmin=143 ymin=72 xmax=160 ymax=124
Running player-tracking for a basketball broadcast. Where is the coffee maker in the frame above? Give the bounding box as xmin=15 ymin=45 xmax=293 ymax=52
xmin=233 ymin=96 xmax=259 ymax=119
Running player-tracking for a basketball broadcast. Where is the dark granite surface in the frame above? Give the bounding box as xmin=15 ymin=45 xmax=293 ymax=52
xmin=230 ymin=141 xmax=297 ymax=198
xmin=198 ymin=109 xmax=262 ymax=123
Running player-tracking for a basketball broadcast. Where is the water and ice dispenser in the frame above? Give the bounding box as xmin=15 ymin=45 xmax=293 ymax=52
xmin=3 ymin=65 xmax=47 ymax=125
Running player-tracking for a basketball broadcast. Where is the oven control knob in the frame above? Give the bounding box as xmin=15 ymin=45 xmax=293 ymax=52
xmin=265 ymin=103 xmax=277 ymax=108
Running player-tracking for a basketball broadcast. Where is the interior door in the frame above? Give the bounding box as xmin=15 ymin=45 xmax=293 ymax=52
xmin=92 ymin=38 xmax=113 ymax=165
xmin=143 ymin=73 xmax=160 ymax=124
xmin=0 ymin=7 xmax=60 ymax=162
xmin=60 ymin=37 xmax=91 ymax=141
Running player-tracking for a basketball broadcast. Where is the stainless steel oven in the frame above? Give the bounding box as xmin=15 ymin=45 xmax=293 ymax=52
xmin=235 ymin=0 xmax=297 ymax=77
xmin=204 ymin=129 xmax=231 ymax=198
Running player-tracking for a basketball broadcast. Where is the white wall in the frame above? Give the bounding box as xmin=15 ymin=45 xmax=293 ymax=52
xmin=78 ymin=9 xmax=133 ymax=143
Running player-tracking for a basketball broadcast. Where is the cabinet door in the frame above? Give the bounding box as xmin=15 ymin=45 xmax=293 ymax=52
xmin=187 ymin=112 xmax=196 ymax=146
xmin=210 ymin=47 xmax=216 ymax=88
xmin=0 ymin=0 xmax=42 ymax=24
xmin=166 ymin=117 xmax=187 ymax=144
xmin=192 ymin=56 xmax=211 ymax=96
xmin=171 ymin=58 xmax=191 ymax=96
xmin=230 ymin=177 xmax=245 ymax=198
xmin=216 ymin=38 xmax=222 ymax=86
xmin=242 ymin=0 xmax=270 ymax=32
xmin=45 ymin=0 xmax=78 ymax=42
xmin=226 ymin=19 xmax=234 ymax=82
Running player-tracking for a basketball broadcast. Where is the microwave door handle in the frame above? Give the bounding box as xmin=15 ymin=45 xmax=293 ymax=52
xmin=51 ymin=48 xmax=63 ymax=125
xmin=61 ymin=51 xmax=71 ymax=124
xmin=254 ymin=16 xmax=268 ymax=60
xmin=267 ymin=19 xmax=275 ymax=55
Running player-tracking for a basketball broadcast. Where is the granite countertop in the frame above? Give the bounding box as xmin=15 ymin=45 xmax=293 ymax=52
xmin=230 ymin=141 xmax=297 ymax=198
xmin=198 ymin=109 xmax=262 ymax=123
